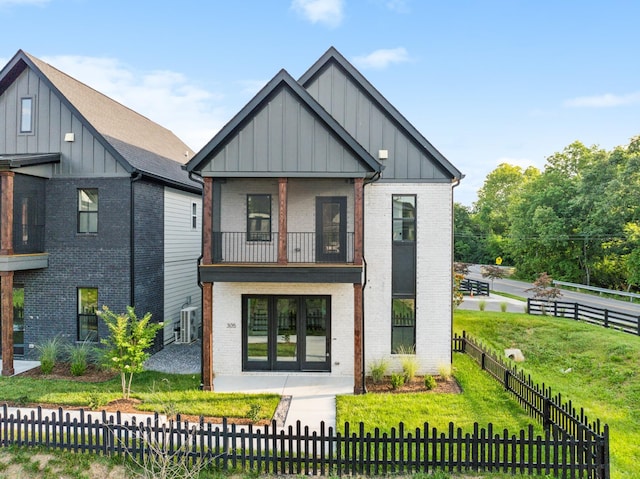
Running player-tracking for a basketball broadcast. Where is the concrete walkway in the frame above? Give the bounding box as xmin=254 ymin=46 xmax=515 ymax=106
xmin=214 ymin=374 xmax=353 ymax=431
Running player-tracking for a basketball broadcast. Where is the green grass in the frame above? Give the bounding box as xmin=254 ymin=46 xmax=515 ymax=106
xmin=455 ymin=309 xmax=640 ymax=479
xmin=0 ymin=370 xmax=279 ymax=420
xmin=338 ymin=352 xmax=543 ymax=435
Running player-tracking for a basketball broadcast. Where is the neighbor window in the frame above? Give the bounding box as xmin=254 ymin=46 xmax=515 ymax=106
xmin=191 ymin=202 xmax=197 ymax=229
xmin=78 ymin=189 xmax=98 ymax=233
xmin=20 ymin=97 xmax=34 ymax=133
xmin=392 ymin=195 xmax=416 ymax=241
xmin=391 ymin=298 xmax=416 ymax=354
xmin=247 ymin=194 xmax=271 ymax=241
xmin=77 ymin=287 xmax=98 ymax=342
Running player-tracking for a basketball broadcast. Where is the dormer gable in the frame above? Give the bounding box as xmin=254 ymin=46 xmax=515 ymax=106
xmin=187 ymin=69 xmax=380 ymax=178
xmin=300 ymin=47 xmax=462 ymax=182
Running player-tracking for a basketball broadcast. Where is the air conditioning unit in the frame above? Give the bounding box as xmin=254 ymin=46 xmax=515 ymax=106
xmin=178 ymin=306 xmax=199 ymax=344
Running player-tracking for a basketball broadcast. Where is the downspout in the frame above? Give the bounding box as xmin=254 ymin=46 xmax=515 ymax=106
xmin=188 ymin=170 xmax=206 ymax=390
xmin=450 ymin=177 xmax=461 ymax=367
xmin=130 ymin=171 xmax=143 ymax=308
xmin=360 ymin=170 xmax=382 ymax=393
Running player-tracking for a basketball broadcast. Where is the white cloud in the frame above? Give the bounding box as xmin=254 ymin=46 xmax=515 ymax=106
xmin=0 ymin=0 xmax=49 ymax=6
xmin=564 ymin=92 xmax=640 ymax=108
xmin=352 ymin=47 xmax=412 ymax=70
xmin=291 ymin=0 xmax=344 ymax=28
xmin=385 ymin=0 xmax=409 ymax=13
xmin=42 ymin=55 xmax=227 ymax=150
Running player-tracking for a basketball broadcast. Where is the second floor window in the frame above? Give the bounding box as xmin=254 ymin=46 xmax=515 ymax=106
xmin=247 ymin=194 xmax=271 ymax=241
xmin=392 ymin=195 xmax=416 ymax=242
xmin=191 ymin=202 xmax=197 ymax=229
xmin=78 ymin=189 xmax=98 ymax=234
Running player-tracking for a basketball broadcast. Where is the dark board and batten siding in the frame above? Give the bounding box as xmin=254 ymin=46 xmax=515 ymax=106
xmin=0 ymin=68 xmax=128 ymax=178
xmin=200 ymin=87 xmax=370 ymax=177
xmin=305 ymin=63 xmax=448 ymax=181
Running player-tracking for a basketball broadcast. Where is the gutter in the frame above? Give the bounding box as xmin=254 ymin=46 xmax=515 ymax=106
xmin=359 ymin=170 xmax=382 ymax=393
xmin=188 ymin=170 xmax=206 ymax=390
xmin=450 ymin=177 xmax=461 ymax=366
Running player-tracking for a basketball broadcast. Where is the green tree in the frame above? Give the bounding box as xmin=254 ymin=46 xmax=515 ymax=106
xmin=99 ymin=306 xmax=163 ymax=400
xmin=454 ymin=203 xmax=490 ymax=263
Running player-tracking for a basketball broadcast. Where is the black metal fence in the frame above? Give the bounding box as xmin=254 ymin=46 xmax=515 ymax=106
xmin=212 ymin=231 xmax=355 ymax=263
xmin=527 ymin=298 xmax=640 ymax=336
xmin=453 ymin=332 xmax=609 ymax=478
xmin=460 ymin=278 xmax=490 ymax=296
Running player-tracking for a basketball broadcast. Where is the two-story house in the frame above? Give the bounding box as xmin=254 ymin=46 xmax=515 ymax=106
xmin=186 ymin=47 xmax=462 ymax=393
xmin=0 ymin=50 xmax=202 ymax=376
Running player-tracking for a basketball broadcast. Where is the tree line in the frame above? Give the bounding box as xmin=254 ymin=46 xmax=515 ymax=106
xmin=455 ymin=136 xmax=640 ymax=292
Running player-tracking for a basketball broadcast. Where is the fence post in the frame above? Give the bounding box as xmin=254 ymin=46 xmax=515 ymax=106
xmin=481 ymin=352 xmax=486 ymax=370
xmin=604 ymin=310 xmax=609 ymax=328
xmin=543 ymin=398 xmax=552 ymax=431
xmin=504 ymin=369 xmax=510 ymax=392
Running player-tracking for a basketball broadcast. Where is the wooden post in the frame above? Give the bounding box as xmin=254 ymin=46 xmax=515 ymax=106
xmin=0 ymin=171 xmax=14 ymax=255
xmin=353 ymin=178 xmax=363 ymax=265
xmin=278 ymin=178 xmax=288 ymax=264
xmin=353 ymin=283 xmax=364 ymax=394
xmin=201 ymin=283 xmax=214 ymax=391
xmin=1 ymin=271 xmax=14 ymax=376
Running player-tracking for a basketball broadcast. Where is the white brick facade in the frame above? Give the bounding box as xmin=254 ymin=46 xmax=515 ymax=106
xmin=364 ymin=182 xmax=453 ymax=375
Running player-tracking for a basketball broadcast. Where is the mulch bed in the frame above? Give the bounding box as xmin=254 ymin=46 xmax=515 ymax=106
xmin=17 ymin=363 xmax=117 ymax=383
xmin=365 ymin=375 xmax=461 ymax=394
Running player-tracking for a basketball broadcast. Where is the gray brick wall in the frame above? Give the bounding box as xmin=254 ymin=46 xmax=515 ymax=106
xmin=15 ymin=177 xmax=132 ymax=358
xmin=132 ymin=180 xmax=165 ymax=351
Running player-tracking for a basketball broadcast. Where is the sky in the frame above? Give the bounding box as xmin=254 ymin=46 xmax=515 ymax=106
xmin=1 ymin=0 xmax=640 ymax=206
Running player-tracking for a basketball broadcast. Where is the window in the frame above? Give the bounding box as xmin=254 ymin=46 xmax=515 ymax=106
xmin=392 ymin=195 xmax=416 ymax=241
xmin=191 ymin=202 xmax=197 ymax=229
xmin=20 ymin=97 xmax=33 ymax=133
xmin=247 ymin=194 xmax=271 ymax=241
xmin=391 ymin=298 xmax=416 ymax=353
xmin=78 ymin=189 xmax=98 ymax=233
xmin=78 ymin=288 xmax=98 ymax=342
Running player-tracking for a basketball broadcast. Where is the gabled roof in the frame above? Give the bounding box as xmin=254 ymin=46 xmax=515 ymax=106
xmin=186 ymin=69 xmax=381 ymax=176
xmin=299 ymin=47 xmax=463 ymax=180
xmin=0 ymin=50 xmax=199 ymax=192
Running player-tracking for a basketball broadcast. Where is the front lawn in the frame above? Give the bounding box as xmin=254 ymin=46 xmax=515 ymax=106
xmin=0 ymin=370 xmax=280 ymax=421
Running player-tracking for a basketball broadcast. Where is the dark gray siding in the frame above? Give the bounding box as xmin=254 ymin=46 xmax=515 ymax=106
xmin=0 ymin=68 xmax=128 ymax=178
xmin=14 ymin=177 xmax=131 ymax=358
xmin=305 ymin=63 xmax=449 ymax=181
xmin=201 ymin=88 xmax=370 ymax=177
xmin=132 ymin=180 xmax=165 ymax=350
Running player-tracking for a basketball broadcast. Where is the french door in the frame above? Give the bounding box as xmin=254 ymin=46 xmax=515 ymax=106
xmin=243 ymin=295 xmax=330 ymax=371
xmin=316 ymin=197 xmax=347 ymax=263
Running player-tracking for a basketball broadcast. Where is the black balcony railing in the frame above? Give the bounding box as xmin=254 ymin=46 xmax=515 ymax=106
xmin=12 ymin=224 xmax=45 ymax=254
xmin=212 ymin=231 xmax=355 ymax=264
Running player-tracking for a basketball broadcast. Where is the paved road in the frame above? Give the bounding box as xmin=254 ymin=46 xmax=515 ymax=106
xmin=466 ymin=265 xmax=640 ymax=316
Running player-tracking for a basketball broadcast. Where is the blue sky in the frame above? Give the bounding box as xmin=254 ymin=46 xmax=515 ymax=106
xmin=1 ymin=0 xmax=639 ymax=206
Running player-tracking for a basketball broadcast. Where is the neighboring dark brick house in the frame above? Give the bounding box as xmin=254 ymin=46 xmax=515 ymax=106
xmin=0 ymin=50 xmax=202 ymax=375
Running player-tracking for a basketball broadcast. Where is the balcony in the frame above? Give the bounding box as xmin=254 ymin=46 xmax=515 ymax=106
xmin=212 ymin=231 xmax=355 ymax=264
xmin=201 ymin=231 xmax=362 ymax=284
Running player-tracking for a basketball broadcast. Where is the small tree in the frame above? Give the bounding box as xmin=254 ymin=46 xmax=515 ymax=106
xmin=99 ymin=306 xmax=163 ymax=400
xmin=481 ymin=264 xmax=507 ymax=290
xmin=526 ymin=272 xmax=562 ymax=300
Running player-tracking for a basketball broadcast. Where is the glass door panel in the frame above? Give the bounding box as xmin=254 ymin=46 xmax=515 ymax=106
xmin=276 ymin=298 xmax=297 ymax=365
xmin=303 ymin=297 xmax=330 ymax=370
xmin=13 ymin=287 xmax=24 ymax=357
xmin=246 ymin=297 xmax=269 ymax=365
